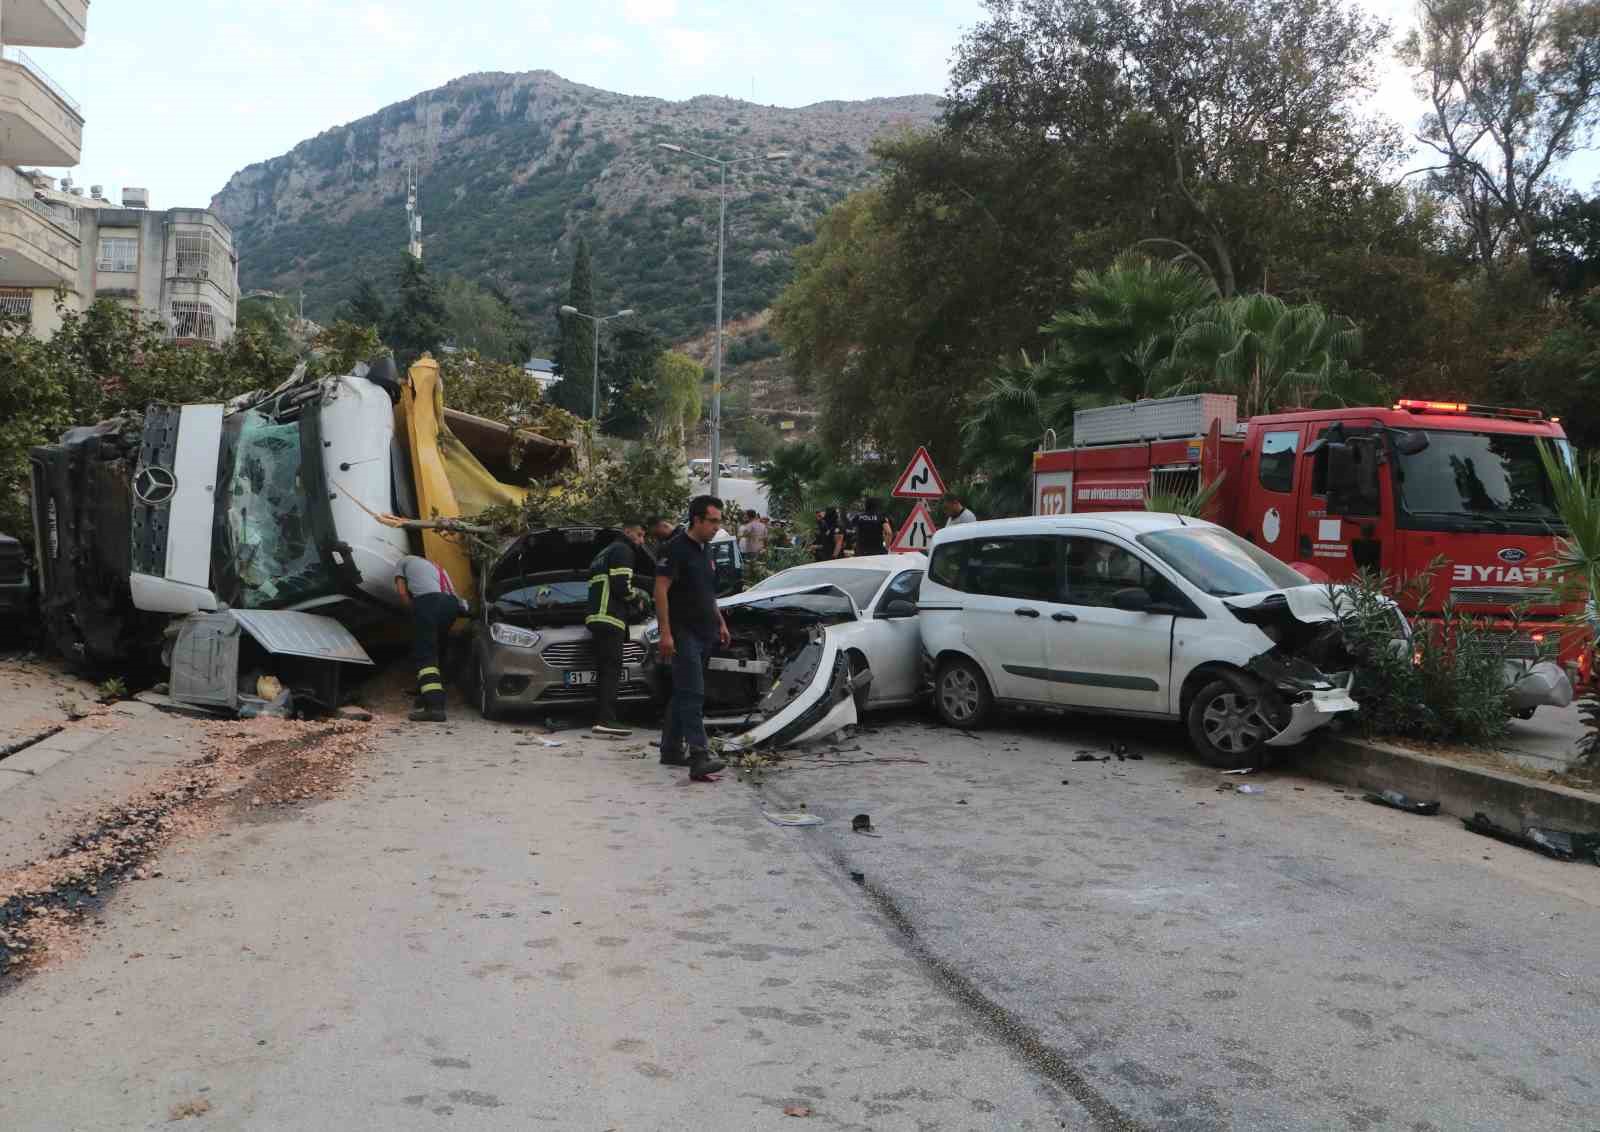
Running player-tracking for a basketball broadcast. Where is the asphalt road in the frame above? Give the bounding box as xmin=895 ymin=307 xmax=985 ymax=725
xmin=1 ymin=697 xmax=1596 ymax=1130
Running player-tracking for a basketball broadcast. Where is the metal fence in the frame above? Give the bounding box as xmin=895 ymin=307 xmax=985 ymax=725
xmin=1 ymin=47 xmax=81 ymax=114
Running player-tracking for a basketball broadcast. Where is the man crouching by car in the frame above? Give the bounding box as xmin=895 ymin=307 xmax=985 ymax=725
xmin=587 ymin=521 xmax=651 ymax=738
xmin=654 ymin=496 xmax=730 ymax=781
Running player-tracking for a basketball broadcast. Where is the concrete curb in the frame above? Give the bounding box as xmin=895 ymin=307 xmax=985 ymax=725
xmin=1297 ymin=734 xmax=1600 ymax=836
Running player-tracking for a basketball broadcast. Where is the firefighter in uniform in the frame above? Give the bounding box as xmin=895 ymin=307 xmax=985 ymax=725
xmin=394 ymin=553 xmax=468 ymax=723
xmin=586 ymin=522 xmax=650 ymax=737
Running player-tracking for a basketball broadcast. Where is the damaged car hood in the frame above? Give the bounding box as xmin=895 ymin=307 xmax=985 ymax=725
xmin=721 ymin=582 xmax=862 ymax=620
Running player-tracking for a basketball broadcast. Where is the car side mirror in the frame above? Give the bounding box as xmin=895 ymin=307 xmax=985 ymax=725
xmin=878 ymin=598 xmax=918 ymax=619
xmin=1391 ymin=429 xmax=1429 ymax=456
xmin=1111 ymin=587 xmax=1153 ymax=613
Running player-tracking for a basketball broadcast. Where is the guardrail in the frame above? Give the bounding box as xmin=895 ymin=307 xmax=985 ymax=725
xmin=1 ymin=46 xmax=82 ymax=115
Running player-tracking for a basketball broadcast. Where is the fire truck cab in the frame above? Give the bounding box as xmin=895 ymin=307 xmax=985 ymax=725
xmin=1032 ymin=394 xmax=1587 ymax=696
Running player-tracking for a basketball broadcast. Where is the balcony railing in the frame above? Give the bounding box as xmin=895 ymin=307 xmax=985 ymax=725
xmin=1 ymin=46 xmax=81 ymax=114
xmin=15 ymin=192 xmax=78 ymax=239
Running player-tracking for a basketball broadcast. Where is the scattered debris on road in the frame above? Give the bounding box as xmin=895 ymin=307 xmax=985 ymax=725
xmin=1364 ymin=789 xmax=1441 ymax=815
xmin=1462 ymin=812 xmax=1600 ymax=864
xmin=1236 ymin=784 xmax=1265 ymax=796
xmin=764 ymin=811 xmax=824 ymax=827
xmin=0 ymin=714 xmax=379 ymax=981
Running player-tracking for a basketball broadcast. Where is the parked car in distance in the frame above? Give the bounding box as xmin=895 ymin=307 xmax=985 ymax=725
xmin=469 ymin=527 xmax=656 ymax=720
xmin=642 ymin=553 xmax=927 ymax=748
xmin=919 ymin=513 xmax=1374 ymax=768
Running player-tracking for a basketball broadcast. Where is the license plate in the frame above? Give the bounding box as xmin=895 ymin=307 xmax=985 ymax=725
xmin=564 ymin=670 xmax=598 ymax=687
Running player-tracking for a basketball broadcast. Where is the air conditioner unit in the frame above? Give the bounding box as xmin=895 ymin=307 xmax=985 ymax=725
xmin=122 ymin=187 xmax=150 ymax=209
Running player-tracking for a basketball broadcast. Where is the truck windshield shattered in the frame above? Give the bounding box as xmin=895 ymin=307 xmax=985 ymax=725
xmin=213 ymin=409 xmax=338 ymax=609
xmin=1396 ymin=431 xmax=1572 ymax=528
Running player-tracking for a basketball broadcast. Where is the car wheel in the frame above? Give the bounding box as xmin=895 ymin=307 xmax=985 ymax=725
xmin=846 ymin=651 xmax=872 ymax=714
xmin=1186 ymin=678 xmax=1271 ymax=769
xmin=476 ymin=656 xmax=503 ymax=722
xmin=935 ymin=656 xmax=992 ymax=729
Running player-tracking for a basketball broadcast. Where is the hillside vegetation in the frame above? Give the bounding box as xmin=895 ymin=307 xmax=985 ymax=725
xmin=212 ymin=71 xmax=939 ymax=346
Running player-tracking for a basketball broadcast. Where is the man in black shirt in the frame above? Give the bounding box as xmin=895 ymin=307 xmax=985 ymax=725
xmin=852 ymin=497 xmax=893 ymax=557
xmin=586 ymin=522 xmax=648 ymax=738
xmin=654 ymin=495 xmax=731 ymax=781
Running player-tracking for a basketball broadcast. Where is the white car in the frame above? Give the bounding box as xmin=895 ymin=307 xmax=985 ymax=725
xmin=644 ymin=554 xmax=927 ymax=749
xmin=918 ymin=513 xmax=1370 ymax=768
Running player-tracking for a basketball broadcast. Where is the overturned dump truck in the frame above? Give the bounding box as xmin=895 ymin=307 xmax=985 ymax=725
xmin=27 ymin=355 xmax=574 ymax=713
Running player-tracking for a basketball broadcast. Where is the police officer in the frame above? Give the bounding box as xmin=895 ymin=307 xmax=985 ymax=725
xmin=586 ymin=522 xmax=649 ymax=738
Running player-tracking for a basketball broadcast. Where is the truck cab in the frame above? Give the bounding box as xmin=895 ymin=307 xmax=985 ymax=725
xmin=1033 ymin=395 xmax=1587 ymax=692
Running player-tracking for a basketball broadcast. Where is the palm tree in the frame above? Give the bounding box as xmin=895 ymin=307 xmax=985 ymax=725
xmin=961 ymin=348 xmax=1073 ymax=518
xmin=757 ymin=441 xmax=826 ymax=519
xmin=1538 ymin=441 xmax=1600 ymax=763
xmin=1162 ymin=295 xmax=1384 ymax=417
xmin=1041 ymin=255 xmax=1218 ymax=402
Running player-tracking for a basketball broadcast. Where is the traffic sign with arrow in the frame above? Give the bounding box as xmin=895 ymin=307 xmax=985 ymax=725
xmin=891 ymin=446 xmax=947 ymax=499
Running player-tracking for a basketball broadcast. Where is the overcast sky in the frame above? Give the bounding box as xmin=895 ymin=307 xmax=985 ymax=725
xmin=32 ymin=0 xmax=1573 ymax=210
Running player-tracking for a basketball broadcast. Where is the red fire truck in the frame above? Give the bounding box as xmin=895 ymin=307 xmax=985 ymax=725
xmin=1031 ymin=394 xmax=1589 ymax=693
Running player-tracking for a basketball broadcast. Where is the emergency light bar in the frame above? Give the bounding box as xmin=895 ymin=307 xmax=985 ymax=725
xmin=1394 ymin=399 xmax=1544 ymax=421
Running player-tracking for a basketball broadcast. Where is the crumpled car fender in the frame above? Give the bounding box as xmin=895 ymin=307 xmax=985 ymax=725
xmin=721 ymin=629 xmax=859 ymax=752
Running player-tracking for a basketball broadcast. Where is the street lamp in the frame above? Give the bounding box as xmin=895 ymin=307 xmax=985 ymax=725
xmin=559 ymin=304 xmax=635 ymax=423
xmin=657 ymin=141 xmax=790 ymax=497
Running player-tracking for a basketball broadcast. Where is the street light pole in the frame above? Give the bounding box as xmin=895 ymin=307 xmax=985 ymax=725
xmin=657 ymin=142 xmax=790 ymax=500
xmin=558 ymin=304 xmax=635 ymax=427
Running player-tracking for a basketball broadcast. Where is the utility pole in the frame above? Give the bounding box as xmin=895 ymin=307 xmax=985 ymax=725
xmin=655 ymin=143 xmax=790 ymax=498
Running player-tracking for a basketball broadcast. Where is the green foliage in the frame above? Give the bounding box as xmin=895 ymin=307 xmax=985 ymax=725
xmin=725 ymin=413 xmax=779 ymax=464
xmin=475 ymin=443 xmax=689 ymax=548
xmin=756 ymin=441 xmax=826 ymax=519
xmin=1333 ymin=566 xmax=1517 ymax=746
xmin=439 ymin=275 xmax=528 ymax=363
xmin=0 ymin=300 xmax=288 ymax=545
xmin=1537 ymin=440 xmax=1600 ymax=764
xmin=1040 ymin=256 xmax=1217 ymax=402
xmin=1144 ymin=472 xmax=1226 ymax=517
xmin=598 ymin=324 xmax=668 ymax=439
xmin=639 ymin=351 xmax=702 ymax=454
xmin=385 ymin=255 xmax=447 ymax=367
xmin=550 ymin=237 xmax=597 ymax=417
xmin=960 ymin=349 xmax=1069 ymax=519
xmin=1163 ymin=294 xmax=1385 ymax=415
xmin=438 ymin=350 xmax=583 ymax=442
xmin=340 ymin=277 xmax=388 ymax=331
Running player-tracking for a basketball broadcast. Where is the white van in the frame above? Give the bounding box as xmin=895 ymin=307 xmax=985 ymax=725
xmin=917 ymin=512 xmax=1379 ymax=767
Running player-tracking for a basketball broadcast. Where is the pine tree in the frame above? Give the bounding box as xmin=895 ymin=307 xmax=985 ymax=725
xmin=341 ymin=278 xmax=388 ymax=332
xmin=549 ymin=237 xmax=596 ymax=415
xmin=386 ymin=255 xmax=447 ymax=368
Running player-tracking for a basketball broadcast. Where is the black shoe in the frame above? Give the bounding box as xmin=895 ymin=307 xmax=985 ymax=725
xmin=659 ymin=747 xmax=691 ymax=767
xmin=687 ymin=748 xmax=725 ymax=780
xmin=408 ymin=707 xmax=447 ymax=722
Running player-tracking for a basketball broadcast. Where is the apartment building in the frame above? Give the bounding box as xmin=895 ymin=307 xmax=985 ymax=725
xmin=0 ymin=1 xmax=239 ymax=342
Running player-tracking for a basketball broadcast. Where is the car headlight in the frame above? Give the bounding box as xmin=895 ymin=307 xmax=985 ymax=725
xmin=642 ymin=622 xmax=660 ymax=646
xmin=489 ymin=623 xmax=541 ymax=649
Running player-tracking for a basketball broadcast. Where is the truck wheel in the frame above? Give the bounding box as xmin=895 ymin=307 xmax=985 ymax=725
xmin=1185 ymin=678 xmax=1271 ymax=769
xmin=935 ymin=656 xmax=992 ymax=730
xmin=475 ymin=657 xmax=503 ymax=722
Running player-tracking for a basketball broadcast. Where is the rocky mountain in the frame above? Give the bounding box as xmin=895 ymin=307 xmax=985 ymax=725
xmin=212 ymin=71 xmax=940 ymax=344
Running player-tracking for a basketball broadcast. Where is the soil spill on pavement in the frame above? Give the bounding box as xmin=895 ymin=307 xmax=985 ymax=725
xmin=0 ymin=715 xmax=378 ymax=984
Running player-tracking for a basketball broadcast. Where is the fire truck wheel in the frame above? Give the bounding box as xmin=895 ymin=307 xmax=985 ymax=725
xmin=935 ymin=656 xmax=992 ymax=730
xmin=1185 ymin=678 xmax=1270 ymax=769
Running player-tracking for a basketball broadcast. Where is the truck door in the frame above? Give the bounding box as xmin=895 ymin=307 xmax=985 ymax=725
xmin=1297 ymin=420 xmax=1390 ymax=579
xmin=1240 ymin=425 xmax=1305 ymax=563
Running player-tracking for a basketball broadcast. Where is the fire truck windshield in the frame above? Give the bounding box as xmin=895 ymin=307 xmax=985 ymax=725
xmin=1395 ymin=431 xmax=1572 ymax=527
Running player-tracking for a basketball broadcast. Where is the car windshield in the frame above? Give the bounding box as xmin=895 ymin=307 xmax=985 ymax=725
xmin=1137 ymin=526 xmax=1307 ymax=597
xmin=1396 ymin=431 xmax=1571 ymax=525
xmin=212 ymin=410 xmax=337 ymax=609
xmin=747 ymin=566 xmax=889 ymax=609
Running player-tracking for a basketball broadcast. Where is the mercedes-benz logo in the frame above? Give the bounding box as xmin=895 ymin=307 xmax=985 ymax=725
xmin=133 ymin=465 xmax=177 ymax=506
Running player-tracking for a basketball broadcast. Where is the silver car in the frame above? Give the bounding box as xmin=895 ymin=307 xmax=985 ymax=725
xmin=468 ymin=527 xmax=656 ymax=720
